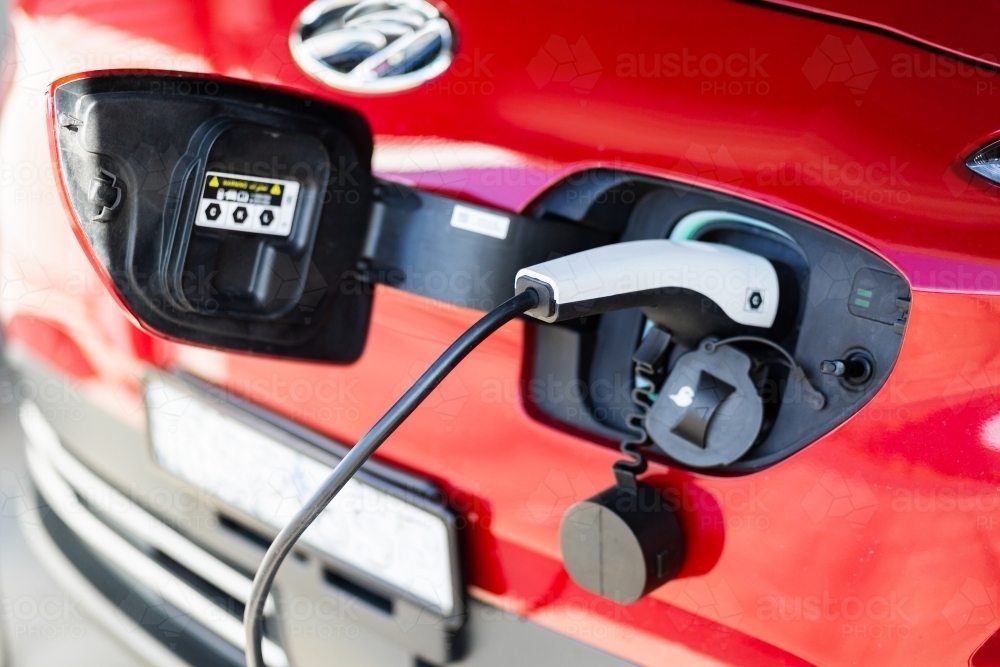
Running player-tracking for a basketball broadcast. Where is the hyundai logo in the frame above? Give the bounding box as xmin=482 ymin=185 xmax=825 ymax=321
xmin=290 ymin=0 xmax=454 ymax=94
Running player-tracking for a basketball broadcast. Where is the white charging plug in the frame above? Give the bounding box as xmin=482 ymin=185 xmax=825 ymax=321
xmin=514 ymin=239 xmax=779 ymax=327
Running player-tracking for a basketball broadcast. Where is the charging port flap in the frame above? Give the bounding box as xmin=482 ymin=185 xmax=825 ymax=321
xmin=50 ymin=74 xmax=374 ymax=362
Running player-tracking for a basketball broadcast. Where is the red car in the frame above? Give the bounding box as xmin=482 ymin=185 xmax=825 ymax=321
xmin=2 ymin=1 xmax=1000 ymax=665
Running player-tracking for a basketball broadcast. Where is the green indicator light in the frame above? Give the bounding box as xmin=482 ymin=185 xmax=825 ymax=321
xmin=856 ymin=288 xmax=873 ymax=298
xmin=854 ymin=298 xmax=871 ymax=308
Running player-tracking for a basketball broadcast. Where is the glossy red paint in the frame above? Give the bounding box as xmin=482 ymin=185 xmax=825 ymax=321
xmin=5 ymin=314 xmax=95 ymax=378
xmin=3 ymin=0 xmax=1000 ymax=665
xmin=974 ymin=631 xmax=1000 ymax=667
xmin=757 ymin=0 xmax=1000 ymax=68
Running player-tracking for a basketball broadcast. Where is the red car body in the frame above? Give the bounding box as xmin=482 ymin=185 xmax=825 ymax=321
xmin=3 ymin=1 xmax=1000 ymax=665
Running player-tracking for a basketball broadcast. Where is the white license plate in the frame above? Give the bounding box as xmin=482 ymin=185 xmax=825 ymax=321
xmin=144 ymin=373 xmax=458 ymax=616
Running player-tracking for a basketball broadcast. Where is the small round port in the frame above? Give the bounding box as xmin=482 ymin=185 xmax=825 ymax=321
xmin=820 ymin=349 xmax=874 ymax=389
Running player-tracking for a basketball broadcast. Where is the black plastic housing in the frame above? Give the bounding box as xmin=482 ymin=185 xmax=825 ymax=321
xmin=526 ymin=170 xmax=911 ymax=474
xmin=362 ymin=181 xmax=616 ymax=311
xmin=52 ymin=74 xmax=374 ymax=362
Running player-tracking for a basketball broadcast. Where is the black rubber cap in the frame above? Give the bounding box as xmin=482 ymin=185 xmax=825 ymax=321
xmin=646 ymin=342 xmax=763 ymax=468
xmin=560 ymin=483 xmax=685 ymax=604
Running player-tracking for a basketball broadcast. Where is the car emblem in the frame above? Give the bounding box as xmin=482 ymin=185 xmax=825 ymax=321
xmin=290 ymin=0 xmax=454 ymax=94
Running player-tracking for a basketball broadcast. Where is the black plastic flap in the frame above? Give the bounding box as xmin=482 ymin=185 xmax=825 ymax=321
xmin=51 ymin=73 xmax=374 ymax=362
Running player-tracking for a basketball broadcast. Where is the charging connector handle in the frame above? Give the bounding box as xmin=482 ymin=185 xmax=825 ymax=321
xmin=514 ymin=239 xmax=779 ymax=327
xmin=244 ymin=289 xmax=539 ymax=667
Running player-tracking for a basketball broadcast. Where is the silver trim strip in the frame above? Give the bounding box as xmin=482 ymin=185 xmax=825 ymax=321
xmin=19 ymin=401 xmax=275 ymax=616
xmin=17 ymin=500 xmax=194 ymax=667
xmin=20 ymin=402 xmax=289 ymax=667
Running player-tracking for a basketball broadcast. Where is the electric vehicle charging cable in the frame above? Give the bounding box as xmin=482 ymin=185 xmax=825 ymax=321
xmin=244 ymin=238 xmax=793 ymax=665
xmin=244 ymin=288 xmax=540 ymax=667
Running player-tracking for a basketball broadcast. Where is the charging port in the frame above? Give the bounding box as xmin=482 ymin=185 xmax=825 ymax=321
xmin=525 ymin=170 xmax=909 ymax=474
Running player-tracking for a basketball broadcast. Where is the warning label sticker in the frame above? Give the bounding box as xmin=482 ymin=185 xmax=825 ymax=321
xmin=195 ymin=171 xmax=300 ymax=237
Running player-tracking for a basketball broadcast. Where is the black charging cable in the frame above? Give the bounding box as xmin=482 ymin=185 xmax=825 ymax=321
xmin=243 ymin=288 xmax=539 ymax=667
xmin=704 ymin=335 xmax=826 ymax=410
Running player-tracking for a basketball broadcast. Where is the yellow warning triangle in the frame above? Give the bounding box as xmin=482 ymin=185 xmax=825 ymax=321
xmin=208 ymin=175 xmax=219 ymax=187
xmin=269 ymin=183 xmax=282 ymax=195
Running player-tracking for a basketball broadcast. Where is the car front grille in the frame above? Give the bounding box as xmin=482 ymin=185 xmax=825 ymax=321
xmin=20 ymin=400 xmax=290 ymax=667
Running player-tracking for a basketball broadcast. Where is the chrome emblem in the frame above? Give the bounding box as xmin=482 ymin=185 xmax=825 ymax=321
xmin=290 ymin=0 xmax=454 ymax=94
